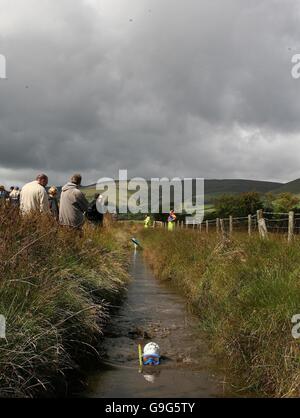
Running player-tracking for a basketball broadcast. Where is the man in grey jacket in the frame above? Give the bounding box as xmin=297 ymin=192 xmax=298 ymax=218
xmin=59 ymin=174 xmax=89 ymax=229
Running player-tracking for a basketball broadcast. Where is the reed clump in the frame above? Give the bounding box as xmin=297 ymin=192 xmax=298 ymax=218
xmin=0 ymin=205 xmax=129 ymax=397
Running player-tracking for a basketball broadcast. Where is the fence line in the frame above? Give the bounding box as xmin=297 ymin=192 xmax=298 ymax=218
xmin=153 ymin=210 xmax=298 ymax=241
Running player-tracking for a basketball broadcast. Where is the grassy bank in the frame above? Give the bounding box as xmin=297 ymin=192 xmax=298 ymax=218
xmin=0 ymin=205 xmax=130 ymax=397
xmin=140 ymin=228 xmax=300 ymax=397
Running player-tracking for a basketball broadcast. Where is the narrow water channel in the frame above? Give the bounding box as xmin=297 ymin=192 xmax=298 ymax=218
xmin=84 ymin=250 xmax=225 ymax=398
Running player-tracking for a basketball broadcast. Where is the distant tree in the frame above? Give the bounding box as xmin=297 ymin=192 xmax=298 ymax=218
xmin=240 ymin=192 xmax=263 ymax=215
xmin=204 ymin=210 xmax=217 ymax=221
xmin=272 ymin=193 xmax=300 ymax=213
xmin=214 ymin=192 xmax=263 ymax=218
xmin=263 ymin=192 xmax=275 ymax=212
xmin=214 ymin=194 xmax=239 ymax=218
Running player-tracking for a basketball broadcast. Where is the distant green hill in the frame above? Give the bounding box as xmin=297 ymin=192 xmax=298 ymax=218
xmin=271 ymin=179 xmax=300 ymax=195
xmin=204 ymin=179 xmax=282 ymax=195
xmin=81 ymin=179 xmax=283 ymax=204
xmin=204 ymin=179 xmax=282 ymax=202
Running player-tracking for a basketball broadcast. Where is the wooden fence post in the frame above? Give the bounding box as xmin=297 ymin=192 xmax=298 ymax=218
xmin=257 ymin=210 xmax=268 ymax=239
xmin=229 ymin=216 xmax=233 ymax=235
xmin=220 ymin=219 xmax=225 ymax=237
xmin=288 ymin=211 xmax=294 ymax=243
xmin=248 ymin=215 xmax=252 ymax=236
xmin=216 ymin=218 xmax=220 ymax=234
xmin=206 ymin=220 xmax=209 ymax=234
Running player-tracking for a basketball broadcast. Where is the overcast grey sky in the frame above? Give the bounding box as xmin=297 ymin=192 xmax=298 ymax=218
xmin=0 ymin=0 xmax=300 ymax=186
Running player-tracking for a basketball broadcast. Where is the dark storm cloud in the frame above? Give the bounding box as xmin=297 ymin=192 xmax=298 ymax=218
xmin=0 ymin=0 xmax=300 ymax=186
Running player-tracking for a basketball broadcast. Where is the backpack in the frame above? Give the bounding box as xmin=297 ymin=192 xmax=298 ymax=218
xmin=86 ymin=200 xmax=98 ymax=221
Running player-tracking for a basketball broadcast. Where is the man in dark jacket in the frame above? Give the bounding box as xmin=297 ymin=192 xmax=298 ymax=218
xmin=59 ymin=174 xmax=89 ymax=229
xmin=86 ymin=193 xmax=104 ymax=226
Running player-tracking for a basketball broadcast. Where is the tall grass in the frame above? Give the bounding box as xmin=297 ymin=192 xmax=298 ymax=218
xmin=141 ymin=228 xmax=300 ymax=397
xmin=0 ymin=205 xmax=130 ymax=397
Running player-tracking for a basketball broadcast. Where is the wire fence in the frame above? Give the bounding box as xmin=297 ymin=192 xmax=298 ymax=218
xmin=153 ymin=210 xmax=300 ymax=241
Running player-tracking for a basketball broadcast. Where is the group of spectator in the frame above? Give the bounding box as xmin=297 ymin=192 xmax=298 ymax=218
xmin=0 ymin=185 xmax=21 ymax=207
xmin=0 ymin=173 xmax=104 ymax=230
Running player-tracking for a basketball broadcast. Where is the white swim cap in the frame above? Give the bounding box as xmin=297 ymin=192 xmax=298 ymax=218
xmin=143 ymin=342 xmax=160 ymax=357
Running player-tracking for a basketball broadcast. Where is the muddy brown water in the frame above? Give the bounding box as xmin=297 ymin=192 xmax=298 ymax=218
xmin=84 ymin=250 xmax=227 ymax=398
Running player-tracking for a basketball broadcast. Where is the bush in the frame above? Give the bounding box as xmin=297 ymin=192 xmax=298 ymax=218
xmin=214 ymin=192 xmax=263 ymax=218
